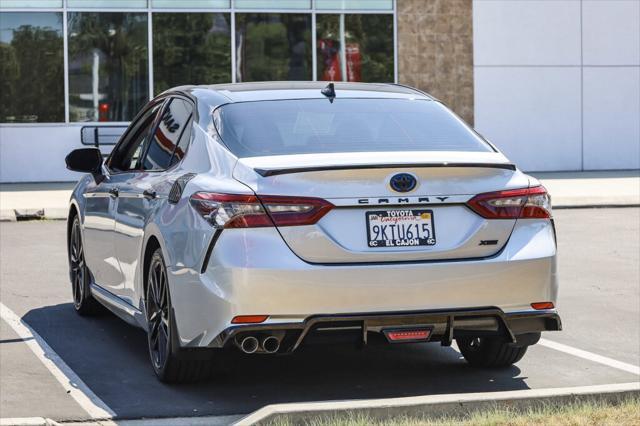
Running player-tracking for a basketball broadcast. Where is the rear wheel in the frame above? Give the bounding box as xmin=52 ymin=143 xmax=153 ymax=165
xmin=457 ymin=336 xmax=528 ymax=368
xmin=68 ymin=216 xmax=102 ymax=315
xmin=146 ymin=248 xmax=218 ymax=383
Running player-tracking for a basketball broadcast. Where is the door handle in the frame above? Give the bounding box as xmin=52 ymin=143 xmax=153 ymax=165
xmin=109 ymin=187 xmax=119 ymax=198
xmin=143 ymin=189 xmax=157 ymax=199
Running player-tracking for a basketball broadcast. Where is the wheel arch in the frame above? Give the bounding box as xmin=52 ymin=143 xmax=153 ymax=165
xmin=142 ymin=235 xmax=161 ymax=305
xmin=66 ymin=201 xmax=81 ymax=253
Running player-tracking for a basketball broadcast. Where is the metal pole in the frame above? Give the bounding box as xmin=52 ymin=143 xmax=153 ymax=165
xmin=339 ymin=13 xmax=346 ymax=81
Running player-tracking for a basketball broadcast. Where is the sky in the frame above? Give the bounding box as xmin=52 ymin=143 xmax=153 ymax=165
xmin=0 ymin=12 xmax=63 ymax=44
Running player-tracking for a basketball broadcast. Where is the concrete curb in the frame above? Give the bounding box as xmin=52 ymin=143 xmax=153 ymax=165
xmin=43 ymin=208 xmax=68 ymax=220
xmin=0 ymin=208 xmax=67 ymax=222
xmin=233 ymin=382 xmax=640 ymax=425
xmin=0 ymin=415 xmax=242 ymax=426
xmin=0 ymin=418 xmax=61 ymax=426
xmin=0 ymin=209 xmax=17 ymax=222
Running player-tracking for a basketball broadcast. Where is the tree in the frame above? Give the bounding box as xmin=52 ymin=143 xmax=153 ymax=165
xmin=153 ymin=13 xmax=231 ymax=93
xmin=0 ymin=23 xmax=64 ymax=122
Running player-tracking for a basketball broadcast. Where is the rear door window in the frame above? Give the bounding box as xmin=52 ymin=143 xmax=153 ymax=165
xmin=168 ymin=101 xmax=193 ymax=167
xmin=142 ymin=98 xmax=193 ymax=171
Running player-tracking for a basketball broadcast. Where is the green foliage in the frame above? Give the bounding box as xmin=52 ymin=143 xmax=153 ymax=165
xmin=236 ymin=14 xmax=311 ymax=82
xmin=0 ymin=22 xmax=64 ymax=123
xmin=346 ymin=14 xmax=394 ymax=83
xmin=153 ymin=13 xmax=232 ymax=94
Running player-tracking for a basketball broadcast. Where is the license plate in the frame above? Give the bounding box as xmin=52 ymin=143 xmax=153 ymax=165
xmin=366 ymin=209 xmax=436 ymax=248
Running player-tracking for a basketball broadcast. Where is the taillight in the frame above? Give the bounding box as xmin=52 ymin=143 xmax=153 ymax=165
xmin=467 ymin=186 xmax=552 ymax=219
xmin=189 ymin=192 xmax=333 ymax=228
xmin=260 ymin=195 xmax=334 ymax=226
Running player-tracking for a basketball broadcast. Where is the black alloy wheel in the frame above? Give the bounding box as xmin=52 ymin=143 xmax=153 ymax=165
xmin=145 ymin=247 xmax=221 ymax=383
xmin=68 ymin=216 xmax=101 ymax=315
xmin=147 ymin=249 xmax=171 ymax=371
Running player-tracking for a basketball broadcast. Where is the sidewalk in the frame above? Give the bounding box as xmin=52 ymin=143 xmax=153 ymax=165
xmin=0 ymin=171 xmax=638 ymax=221
xmin=531 ymin=170 xmax=640 ymax=208
xmin=0 ymin=183 xmax=74 ymax=222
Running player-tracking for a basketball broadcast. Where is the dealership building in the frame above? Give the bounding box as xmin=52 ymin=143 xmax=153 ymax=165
xmin=0 ymin=0 xmax=638 ymax=183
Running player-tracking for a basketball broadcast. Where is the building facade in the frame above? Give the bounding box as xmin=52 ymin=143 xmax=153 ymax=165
xmin=0 ymin=0 xmax=638 ymax=183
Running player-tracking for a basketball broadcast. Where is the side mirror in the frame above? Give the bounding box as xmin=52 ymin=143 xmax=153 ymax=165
xmin=65 ymin=148 xmax=104 ymax=180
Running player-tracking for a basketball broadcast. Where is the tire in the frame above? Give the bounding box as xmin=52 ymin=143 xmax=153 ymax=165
xmin=68 ymin=216 xmax=102 ymax=315
xmin=457 ymin=336 xmax=528 ymax=368
xmin=145 ymin=248 xmax=218 ymax=383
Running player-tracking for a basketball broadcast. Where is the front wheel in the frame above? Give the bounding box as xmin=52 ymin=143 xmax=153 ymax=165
xmin=146 ymin=248 xmax=218 ymax=383
xmin=457 ymin=336 xmax=529 ymax=368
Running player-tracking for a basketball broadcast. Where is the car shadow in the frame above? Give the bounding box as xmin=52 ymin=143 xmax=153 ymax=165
xmin=23 ymin=303 xmax=530 ymax=419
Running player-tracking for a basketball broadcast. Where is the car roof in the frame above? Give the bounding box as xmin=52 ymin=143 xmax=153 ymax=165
xmin=168 ymin=81 xmax=434 ymax=107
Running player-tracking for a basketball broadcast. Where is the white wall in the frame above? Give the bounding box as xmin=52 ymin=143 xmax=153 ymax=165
xmin=473 ymin=0 xmax=640 ymax=172
xmin=0 ymin=126 xmax=87 ymax=182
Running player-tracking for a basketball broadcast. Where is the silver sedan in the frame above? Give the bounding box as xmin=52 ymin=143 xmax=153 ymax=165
xmin=65 ymin=82 xmax=561 ymax=383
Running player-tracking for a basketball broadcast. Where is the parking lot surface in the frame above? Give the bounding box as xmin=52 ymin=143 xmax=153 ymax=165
xmin=1 ymin=208 xmax=638 ymax=422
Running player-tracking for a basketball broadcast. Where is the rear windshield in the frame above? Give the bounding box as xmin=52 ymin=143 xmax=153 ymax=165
xmin=213 ymin=98 xmax=493 ymax=158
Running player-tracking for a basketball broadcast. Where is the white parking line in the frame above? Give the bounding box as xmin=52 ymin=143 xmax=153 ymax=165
xmin=0 ymin=302 xmax=115 ymax=420
xmin=454 ymin=338 xmax=639 ymax=376
xmin=539 ymin=338 xmax=640 ymax=376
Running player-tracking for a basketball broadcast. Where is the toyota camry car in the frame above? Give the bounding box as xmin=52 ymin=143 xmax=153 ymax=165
xmin=65 ymin=82 xmax=561 ymax=383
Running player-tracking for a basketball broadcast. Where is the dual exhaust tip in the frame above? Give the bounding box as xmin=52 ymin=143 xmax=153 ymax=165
xmin=238 ymin=335 xmax=280 ymax=354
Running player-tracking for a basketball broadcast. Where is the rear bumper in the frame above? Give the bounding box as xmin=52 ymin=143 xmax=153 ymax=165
xmin=167 ymin=219 xmax=559 ymax=348
xmin=210 ymin=307 xmax=562 ymax=352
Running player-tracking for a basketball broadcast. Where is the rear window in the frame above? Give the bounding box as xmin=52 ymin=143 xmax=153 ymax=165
xmin=213 ymin=98 xmax=493 ymax=158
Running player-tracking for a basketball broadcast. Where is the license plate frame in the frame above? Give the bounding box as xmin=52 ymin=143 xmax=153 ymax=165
xmin=366 ymin=209 xmax=436 ymax=248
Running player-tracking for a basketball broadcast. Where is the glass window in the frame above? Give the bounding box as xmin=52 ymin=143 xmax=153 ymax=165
xmin=68 ymin=12 xmax=148 ymax=122
xmin=234 ymin=0 xmax=309 ymax=9
xmin=108 ymin=103 xmax=161 ymax=172
xmin=214 ymin=99 xmax=493 ymax=158
xmin=168 ymin=100 xmax=193 ymax=167
xmin=0 ymin=12 xmax=64 ymax=123
xmin=317 ymin=14 xmax=393 ymax=83
xmin=0 ymin=1 xmax=62 ymax=7
xmin=235 ymin=13 xmax=311 ymax=82
xmin=67 ymin=1 xmax=148 ymax=8
xmin=143 ymin=98 xmax=192 ymax=170
xmin=316 ymin=0 xmax=392 ymax=10
xmin=153 ymin=13 xmax=231 ymax=93
xmin=151 ymin=0 xmax=229 ymax=7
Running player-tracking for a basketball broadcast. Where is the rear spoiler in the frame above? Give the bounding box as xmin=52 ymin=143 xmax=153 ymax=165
xmin=254 ymin=162 xmax=516 ymax=177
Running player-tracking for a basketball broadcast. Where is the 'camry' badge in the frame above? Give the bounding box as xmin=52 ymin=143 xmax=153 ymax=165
xmin=389 ymin=173 xmax=417 ymax=193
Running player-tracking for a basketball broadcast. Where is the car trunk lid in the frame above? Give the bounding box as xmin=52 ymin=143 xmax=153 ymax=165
xmin=233 ymin=152 xmax=529 ymax=264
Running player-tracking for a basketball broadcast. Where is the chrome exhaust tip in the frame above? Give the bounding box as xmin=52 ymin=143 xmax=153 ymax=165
xmin=238 ymin=336 xmax=259 ymax=354
xmin=262 ymin=336 xmax=280 ymax=354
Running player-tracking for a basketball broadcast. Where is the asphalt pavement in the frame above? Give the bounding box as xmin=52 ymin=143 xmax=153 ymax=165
xmin=0 ymin=208 xmax=638 ymax=423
